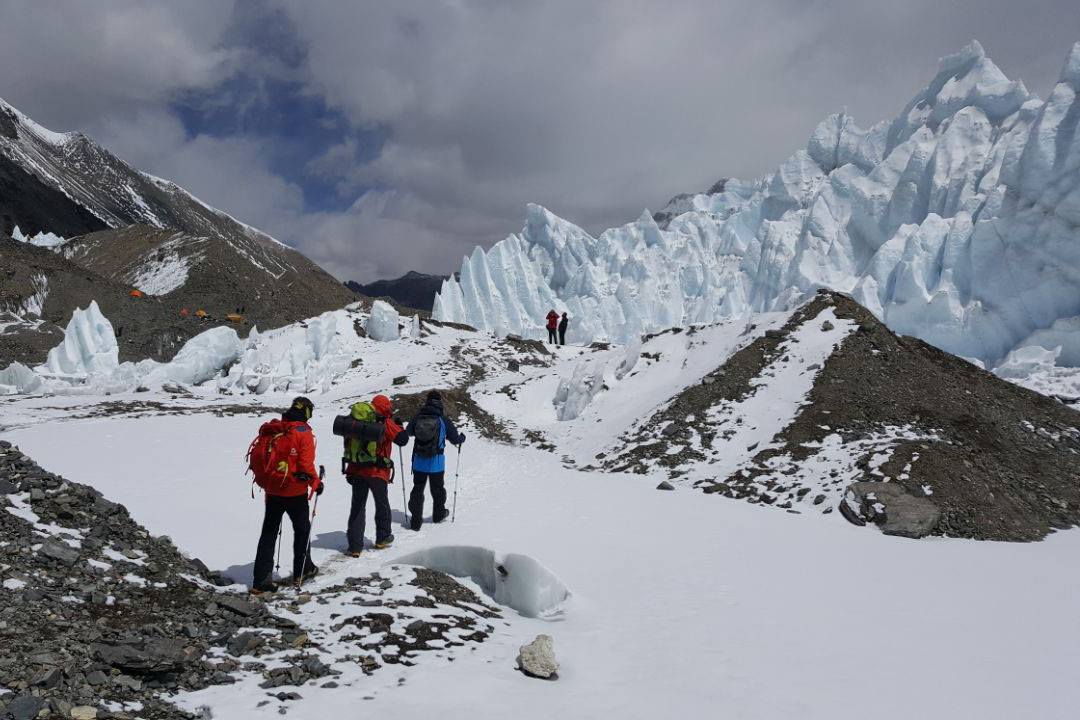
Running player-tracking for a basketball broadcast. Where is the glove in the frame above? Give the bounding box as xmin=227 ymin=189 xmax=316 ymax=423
xmin=393 ymin=416 xmax=404 ymax=426
xmin=316 ymin=483 xmax=325 ymax=496
xmin=457 ymin=433 xmax=466 ymax=446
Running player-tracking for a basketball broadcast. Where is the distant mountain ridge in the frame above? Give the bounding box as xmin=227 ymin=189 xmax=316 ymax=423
xmin=346 ymin=270 xmax=452 ymax=312
xmin=0 ymin=98 xmax=358 ymax=365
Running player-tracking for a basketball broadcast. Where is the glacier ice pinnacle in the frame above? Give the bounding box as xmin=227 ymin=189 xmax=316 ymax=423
xmin=39 ymin=301 xmax=119 ymax=378
xmin=434 ymin=41 xmax=1080 ymax=370
xmin=366 ymin=300 xmax=401 ymax=342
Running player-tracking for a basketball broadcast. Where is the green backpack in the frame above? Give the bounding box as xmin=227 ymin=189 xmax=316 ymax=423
xmin=341 ymin=399 xmax=393 ymax=468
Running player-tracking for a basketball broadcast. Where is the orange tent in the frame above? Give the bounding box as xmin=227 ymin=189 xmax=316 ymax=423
xmin=129 ymin=289 xmax=143 ymax=298
xmin=226 ymin=313 xmax=246 ymax=324
xmin=195 ymin=309 xmax=208 ymax=318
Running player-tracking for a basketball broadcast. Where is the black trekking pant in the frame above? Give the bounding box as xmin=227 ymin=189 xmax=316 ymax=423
xmin=347 ymin=476 xmax=392 ymax=551
xmin=409 ymin=471 xmax=447 ymax=527
xmin=558 ymin=328 xmax=566 ymax=345
xmin=253 ymin=494 xmax=312 ymax=585
xmin=548 ymin=327 xmax=557 ymax=344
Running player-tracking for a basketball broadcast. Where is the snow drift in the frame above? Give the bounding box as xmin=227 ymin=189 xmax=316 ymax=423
xmin=434 ymin=41 xmax=1080 ymax=372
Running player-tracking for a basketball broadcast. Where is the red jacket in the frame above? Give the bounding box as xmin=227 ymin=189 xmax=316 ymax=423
xmin=546 ymin=310 xmax=559 ymax=330
xmin=346 ymin=395 xmax=403 ymax=483
xmin=265 ymin=420 xmax=320 ymax=498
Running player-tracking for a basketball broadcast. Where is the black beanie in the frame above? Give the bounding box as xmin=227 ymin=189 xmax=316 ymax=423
xmin=284 ymin=396 xmax=314 ymax=422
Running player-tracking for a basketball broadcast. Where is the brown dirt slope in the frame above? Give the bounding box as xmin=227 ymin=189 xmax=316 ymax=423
xmin=774 ymin=292 xmax=1080 ymax=541
xmin=64 ymin=224 xmax=357 ymax=329
xmin=0 ymin=237 xmax=192 ymax=364
xmin=1 ymin=225 xmax=361 ymax=366
xmin=608 ymin=290 xmax=1080 ymax=542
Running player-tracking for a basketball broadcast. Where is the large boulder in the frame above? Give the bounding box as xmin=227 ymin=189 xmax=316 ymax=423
xmin=91 ymin=639 xmax=196 ymax=674
xmin=840 ymin=482 xmax=940 ymax=538
xmin=517 ymin=634 xmax=559 ymax=679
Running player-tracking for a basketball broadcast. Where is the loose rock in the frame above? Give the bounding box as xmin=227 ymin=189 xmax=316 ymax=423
xmin=517 ymin=634 xmax=559 ymax=680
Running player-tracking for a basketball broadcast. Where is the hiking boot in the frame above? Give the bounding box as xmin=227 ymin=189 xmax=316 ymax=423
xmin=433 ymin=509 xmax=450 ymax=524
xmin=291 ymin=565 xmax=319 ymax=585
xmin=251 ymin=580 xmax=278 ymax=595
xmin=374 ymin=535 xmax=395 ymax=549
xmin=409 ymin=518 xmax=423 ymax=531
xmin=345 ymin=549 xmax=363 ymax=558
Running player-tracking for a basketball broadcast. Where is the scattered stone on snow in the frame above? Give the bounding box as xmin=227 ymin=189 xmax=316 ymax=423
xmin=517 ymin=634 xmax=559 ymax=679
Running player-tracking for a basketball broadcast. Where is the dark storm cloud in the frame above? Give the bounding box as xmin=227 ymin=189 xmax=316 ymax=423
xmin=1 ymin=1 xmax=1078 ymax=282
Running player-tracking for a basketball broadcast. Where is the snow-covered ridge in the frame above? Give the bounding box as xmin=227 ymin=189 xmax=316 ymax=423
xmin=0 ymin=96 xmax=295 ymax=272
xmin=0 ymin=97 xmax=75 ymax=147
xmin=434 ymin=41 xmax=1080 ymax=373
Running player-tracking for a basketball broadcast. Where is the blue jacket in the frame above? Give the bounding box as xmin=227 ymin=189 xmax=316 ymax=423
xmin=394 ymin=397 xmax=464 ymax=474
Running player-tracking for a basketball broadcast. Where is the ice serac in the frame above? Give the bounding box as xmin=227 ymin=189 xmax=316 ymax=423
xmin=0 ymin=362 xmax=42 ymax=395
xmin=39 ymin=302 xmax=119 ymax=377
xmin=365 ymin=300 xmax=400 ymax=342
xmin=144 ymin=326 xmax=242 ymax=387
xmin=434 ymin=41 xmax=1080 ymax=371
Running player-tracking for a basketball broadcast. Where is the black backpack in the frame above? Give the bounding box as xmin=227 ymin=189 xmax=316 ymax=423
xmin=413 ymin=415 xmax=442 ymax=458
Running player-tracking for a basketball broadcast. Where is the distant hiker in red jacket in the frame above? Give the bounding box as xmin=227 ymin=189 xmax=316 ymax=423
xmin=344 ymin=394 xmax=403 ymax=555
xmin=247 ymin=396 xmax=323 ymax=594
xmin=546 ymin=309 xmax=559 ymax=344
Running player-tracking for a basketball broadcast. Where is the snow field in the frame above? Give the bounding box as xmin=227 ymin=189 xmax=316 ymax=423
xmin=2 ymin=291 xmax=1079 ymax=717
xmin=6 ymin=415 xmax=1080 ymax=719
xmin=126 ymin=236 xmax=195 ymax=296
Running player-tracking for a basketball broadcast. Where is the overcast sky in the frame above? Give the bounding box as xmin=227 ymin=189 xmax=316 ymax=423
xmin=1 ymin=1 xmax=1077 ymax=282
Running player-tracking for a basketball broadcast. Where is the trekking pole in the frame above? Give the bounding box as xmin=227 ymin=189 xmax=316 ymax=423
xmin=398 ymin=445 xmax=409 ymax=526
xmin=451 ymin=445 xmax=463 ymax=523
xmin=296 ymin=465 xmax=325 ymax=591
xmin=274 ymin=525 xmax=283 ymax=578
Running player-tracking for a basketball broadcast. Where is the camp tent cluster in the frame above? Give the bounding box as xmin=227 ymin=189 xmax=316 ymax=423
xmin=129 ymin=289 xmax=245 ymax=324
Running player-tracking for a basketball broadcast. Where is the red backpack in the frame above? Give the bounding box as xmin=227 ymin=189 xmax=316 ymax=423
xmin=246 ymin=419 xmax=300 ymax=492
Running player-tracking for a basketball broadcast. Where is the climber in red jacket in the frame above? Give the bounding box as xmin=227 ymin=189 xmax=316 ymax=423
xmin=546 ymin=309 xmax=559 ymax=344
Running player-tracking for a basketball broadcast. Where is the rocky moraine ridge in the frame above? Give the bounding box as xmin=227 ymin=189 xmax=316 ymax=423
xmin=0 ymin=442 xmax=502 ymax=719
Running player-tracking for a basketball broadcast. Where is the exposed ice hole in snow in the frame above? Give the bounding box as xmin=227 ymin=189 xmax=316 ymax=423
xmin=394 ymin=545 xmax=570 ymax=619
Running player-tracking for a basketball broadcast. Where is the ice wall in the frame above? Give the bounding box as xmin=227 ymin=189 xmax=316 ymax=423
xmin=434 ymin=41 xmax=1080 ymax=369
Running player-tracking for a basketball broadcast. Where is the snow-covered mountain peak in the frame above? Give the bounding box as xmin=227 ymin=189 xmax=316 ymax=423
xmin=0 ymin=96 xmax=77 ymax=147
xmin=0 ymin=100 xmax=362 ymax=367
